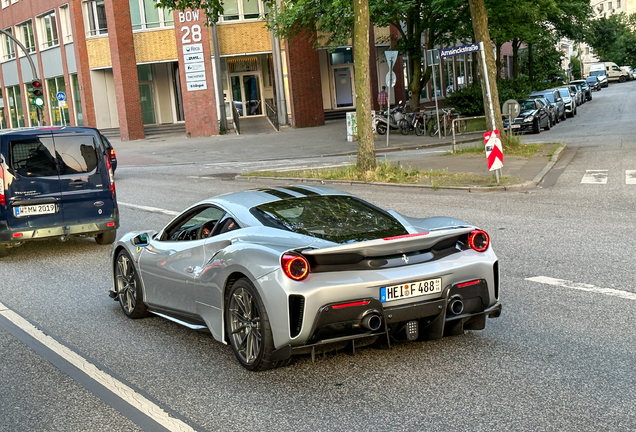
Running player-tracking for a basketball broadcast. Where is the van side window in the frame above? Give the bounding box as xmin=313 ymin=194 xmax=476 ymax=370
xmin=10 ymin=139 xmax=58 ymax=177
xmin=55 ymin=136 xmax=98 ymax=175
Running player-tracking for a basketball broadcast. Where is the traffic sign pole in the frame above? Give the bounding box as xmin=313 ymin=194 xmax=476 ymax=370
xmin=384 ymin=51 xmax=398 ymax=148
xmin=479 ymin=41 xmax=500 ymax=182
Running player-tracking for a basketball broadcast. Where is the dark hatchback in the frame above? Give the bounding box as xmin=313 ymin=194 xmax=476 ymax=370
xmin=504 ymin=98 xmax=551 ymax=133
xmin=0 ymin=127 xmax=118 ymax=257
xmin=570 ymin=80 xmax=592 ymax=101
xmin=586 ymin=76 xmax=602 ymax=91
xmin=529 ymin=89 xmax=566 ymax=122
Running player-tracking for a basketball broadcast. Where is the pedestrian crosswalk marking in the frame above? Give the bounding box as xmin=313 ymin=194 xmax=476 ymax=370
xmin=581 ymin=170 xmax=608 ymax=184
xmin=626 ymin=170 xmax=636 ymax=185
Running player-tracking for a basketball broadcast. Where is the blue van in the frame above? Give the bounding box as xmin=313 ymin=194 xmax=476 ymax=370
xmin=0 ymin=127 xmax=119 ymax=257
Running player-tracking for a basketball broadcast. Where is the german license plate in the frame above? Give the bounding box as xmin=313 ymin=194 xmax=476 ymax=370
xmin=380 ymin=278 xmax=442 ymax=302
xmin=14 ymin=203 xmax=56 ymax=217
xmin=511 ymin=124 xmax=521 ymax=129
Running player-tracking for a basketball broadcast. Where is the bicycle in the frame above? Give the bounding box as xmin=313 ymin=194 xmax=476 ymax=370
xmin=399 ymin=110 xmax=426 ymax=136
xmin=428 ymin=108 xmax=466 ymax=137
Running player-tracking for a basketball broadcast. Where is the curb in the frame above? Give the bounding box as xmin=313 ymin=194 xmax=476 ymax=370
xmin=238 ymin=143 xmax=567 ymax=192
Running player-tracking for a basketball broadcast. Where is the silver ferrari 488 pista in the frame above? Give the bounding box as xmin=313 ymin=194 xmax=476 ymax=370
xmin=110 ymin=185 xmax=501 ymax=371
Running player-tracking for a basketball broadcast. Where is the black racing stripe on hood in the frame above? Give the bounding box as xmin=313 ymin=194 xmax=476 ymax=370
xmin=283 ymin=186 xmax=320 ymax=196
xmin=258 ymin=188 xmax=295 ymax=199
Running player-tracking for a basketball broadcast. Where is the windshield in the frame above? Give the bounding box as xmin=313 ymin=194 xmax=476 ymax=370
xmin=590 ymin=71 xmax=606 ymax=77
xmin=558 ymin=89 xmax=570 ymax=98
xmin=519 ymin=100 xmax=536 ymax=110
xmin=250 ymin=195 xmax=408 ymax=244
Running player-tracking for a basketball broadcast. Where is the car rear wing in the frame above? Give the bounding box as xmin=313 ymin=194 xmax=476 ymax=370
xmin=303 ymin=226 xmax=476 ymax=257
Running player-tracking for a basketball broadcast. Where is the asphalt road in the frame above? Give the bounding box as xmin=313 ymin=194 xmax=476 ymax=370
xmin=2 ymin=81 xmax=636 ymax=432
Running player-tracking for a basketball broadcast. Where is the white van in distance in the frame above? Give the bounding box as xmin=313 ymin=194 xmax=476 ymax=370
xmin=589 ymin=62 xmax=630 ymax=83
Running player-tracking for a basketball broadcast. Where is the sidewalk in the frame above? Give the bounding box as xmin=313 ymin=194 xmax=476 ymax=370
xmin=112 ymin=119 xmax=562 ymax=190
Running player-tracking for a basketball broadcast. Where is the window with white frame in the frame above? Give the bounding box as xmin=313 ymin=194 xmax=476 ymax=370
xmin=608 ymin=1 xmax=612 ymax=9
xmin=85 ymin=0 xmax=108 ymax=36
xmin=2 ymin=0 xmax=10 ymax=9
xmin=10 ymin=0 xmax=18 ymax=4
xmin=221 ymin=0 xmax=266 ymax=22
xmin=59 ymin=5 xmax=73 ymax=42
xmin=2 ymin=28 xmax=16 ymax=61
xmin=617 ymin=0 xmax=621 ymax=7
xmin=16 ymin=21 xmax=36 ymax=54
xmin=38 ymin=11 xmax=59 ymax=49
xmin=129 ymin=0 xmax=174 ymax=30
xmin=598 ymin=3 xmax=603 ymax=11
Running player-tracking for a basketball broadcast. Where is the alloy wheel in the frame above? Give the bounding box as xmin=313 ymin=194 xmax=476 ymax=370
xmin=229 ymin=287 xmax=262 ymax=364
xmin=116 ymin=253 xmax=138 ymax=314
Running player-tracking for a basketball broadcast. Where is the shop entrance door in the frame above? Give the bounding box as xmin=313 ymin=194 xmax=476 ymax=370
xmin=333 ymin=66 xmax=354 ymax=108
xmin=230 ymin=73 xmax=263 ymax=117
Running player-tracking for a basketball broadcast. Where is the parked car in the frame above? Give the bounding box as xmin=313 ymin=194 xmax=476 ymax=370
xmin=571 ymin=80 xmax=592 ymax=101
xmin=620 ymin=66 xmax=634 ymax=81
xmin=556 ymin=87 xmax=577 ymax=117
xmin=569 ymin=84 xmax=584 ymax=106
xmin=586 ymin=76 xmax=602 ymax=91
xmin=532 ymin=95 xmax=558 ymax=125
xmin=100 ymin=133 xmax=117 ymax=173
xmin=0 ymin=127 xmax=119 ymax=257
xmin=530 ymin=89 xmax=566 ymax=122
xmin=632 ymin=67 xmax=636 ymax=80
xmin=503 ymin=98 xmax=551 ymax=134
xmin=109 ymin=186 xmax=502 ymax=371
xmin=588 ymin=70 xmax=609 ymax=88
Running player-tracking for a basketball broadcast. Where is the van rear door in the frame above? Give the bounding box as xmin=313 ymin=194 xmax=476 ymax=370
xmin=3 ymin=133 xmax=64 ymax=230
xmin=52 ymin=132 xmax=115 ymax=226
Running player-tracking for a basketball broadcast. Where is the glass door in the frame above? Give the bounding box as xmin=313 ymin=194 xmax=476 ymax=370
xmin=230 ymin=73 xmax=263 ymax=117
xmin=139 ymin=83 xmax=156 ymax=124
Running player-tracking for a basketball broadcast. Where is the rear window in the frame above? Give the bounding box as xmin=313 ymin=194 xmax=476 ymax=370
xmin=250 ymin=195 xmax=408 ymax=244
xmin=55 ymin=135 xmax=98 ymax=174
xmin=10 ymin=138 xmax=58 ymax=177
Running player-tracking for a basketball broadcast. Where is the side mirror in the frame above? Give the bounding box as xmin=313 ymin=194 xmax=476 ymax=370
xmin=133 ymin=233 xmax=149 ymax=246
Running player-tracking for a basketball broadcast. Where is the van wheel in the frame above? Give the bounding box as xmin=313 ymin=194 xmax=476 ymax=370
xmin=0 ymin=244 xmax=7 ymax=258
xmin=620 ymin=75 xmax=626 ymax=83
xmin=96 ymin=230 xmax=117 ymax=245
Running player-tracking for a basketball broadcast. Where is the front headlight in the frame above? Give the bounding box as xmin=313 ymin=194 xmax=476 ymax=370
xmin=524 ymin=115 xmax=534 ymax=122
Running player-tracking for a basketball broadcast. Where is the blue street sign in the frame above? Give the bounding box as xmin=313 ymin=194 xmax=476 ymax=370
xmin=56 ymin=92 xmax=66 ymax=102
xmin=439 ymin=43 xmax=480 ymax=59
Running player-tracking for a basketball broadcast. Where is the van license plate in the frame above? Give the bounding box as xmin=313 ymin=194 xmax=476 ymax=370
xmin=14 ymin=204 xmax=57 ymax=217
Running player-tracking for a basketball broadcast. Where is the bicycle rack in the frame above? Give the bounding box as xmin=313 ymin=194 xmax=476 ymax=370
xmin=451 ymin=115 xmax=486 ymax=153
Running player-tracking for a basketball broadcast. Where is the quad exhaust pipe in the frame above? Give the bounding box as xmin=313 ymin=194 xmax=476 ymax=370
xmin=361 ymin=313 xmax=382 ymax=331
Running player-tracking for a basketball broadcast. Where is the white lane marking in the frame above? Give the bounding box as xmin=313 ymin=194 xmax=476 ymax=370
xmin=0 ymin=301 xmax=196 ymax=432
xmin=581 ymin=170 xmax=608 ymax=184
xmin=526 ymin=276 xmax=636 ymax=301
xmin=119 ymin=202 xmax=179 ymax=216
xmin=626 ymin=170 xmax=636 ymax=185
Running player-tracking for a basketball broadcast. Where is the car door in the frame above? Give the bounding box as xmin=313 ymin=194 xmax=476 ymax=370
xmin=139 ymin=205 xmax=226 ymax=316
xmin=3 ymin=132 xmax=65 ymax=231
xmin=52 ymin=132 xmax=114 ymax=227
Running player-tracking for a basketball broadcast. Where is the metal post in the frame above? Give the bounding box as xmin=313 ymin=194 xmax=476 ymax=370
xmin=432 ymin=62 xmax=441 ymax=139
xmin=386 ymin=59 xmax=393 ymax=147
xmin=211 ymin=24 xmax=228 ymax=133
xmin=479 ymin=41 xmax=500 ymax=183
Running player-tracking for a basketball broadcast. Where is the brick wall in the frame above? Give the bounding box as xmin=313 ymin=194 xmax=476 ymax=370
xmin=285 ymin=30 xmax=325 ymax=128
xmin=173 ymin=9 xmax=218 ymax=137
xmin=104 ymin=0 xmax=144 ymax=141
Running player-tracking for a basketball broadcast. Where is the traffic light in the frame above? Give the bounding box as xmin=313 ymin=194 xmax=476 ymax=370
xmin=30 ymin=79 xmax=44 ymax=107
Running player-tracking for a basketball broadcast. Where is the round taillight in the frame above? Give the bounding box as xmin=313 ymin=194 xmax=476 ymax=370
xmin=468 ymin=230 xmax=489 ymax=252
xmin=281 ymin=253 xmax=310 ymax=281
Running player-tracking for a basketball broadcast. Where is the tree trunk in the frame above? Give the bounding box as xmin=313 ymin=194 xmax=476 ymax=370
xmin=468 ymin=0 xmax=505 ymax=142
xmin=512 ymin=39 xmax=520 ymax=79
xmin=495 ymin=41 xmax=502 ymax=81
xmin=354 ymin=0 xmax=376 ymax=171
xmin=528 ymin=42 xmax=534 ymax=81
